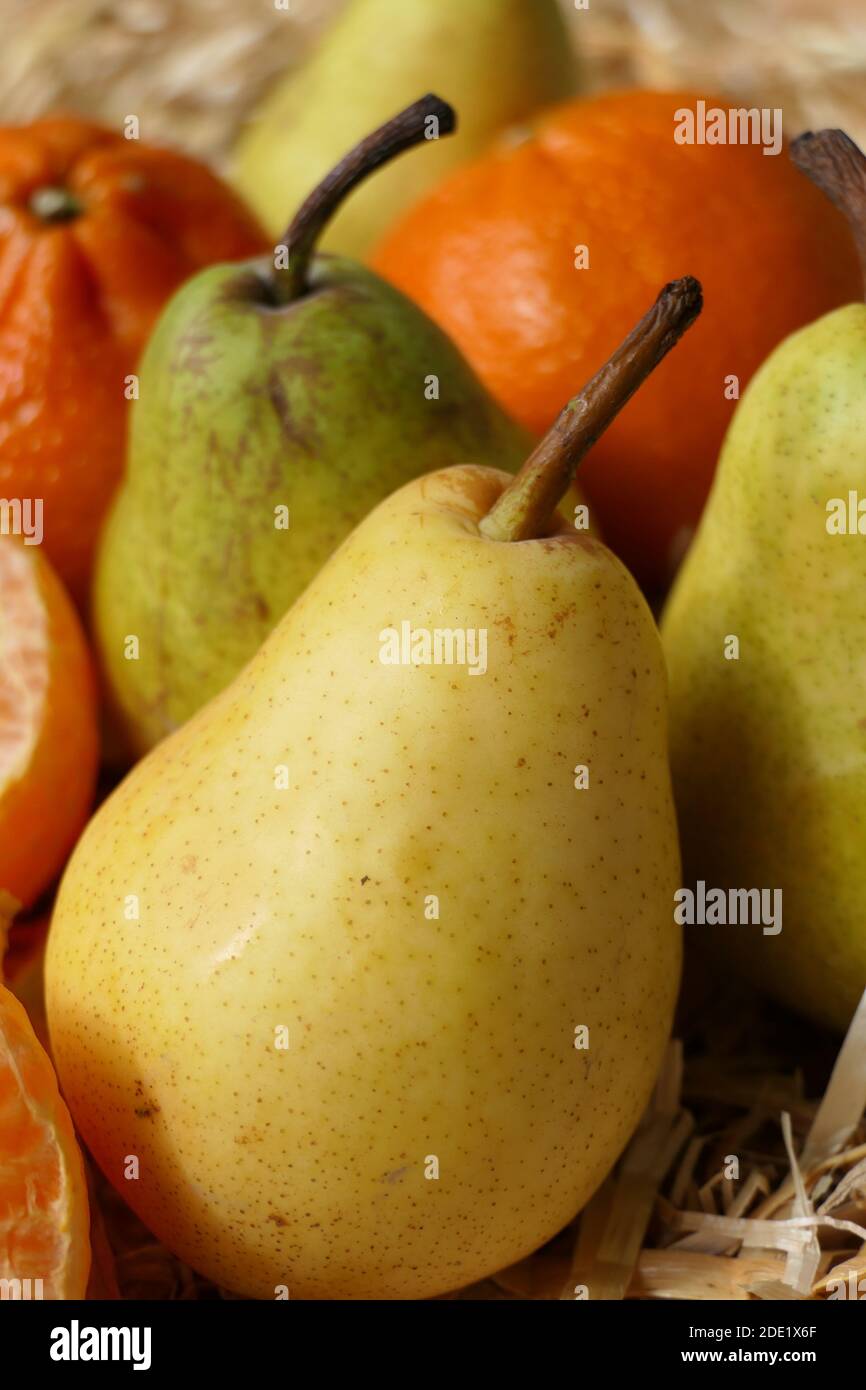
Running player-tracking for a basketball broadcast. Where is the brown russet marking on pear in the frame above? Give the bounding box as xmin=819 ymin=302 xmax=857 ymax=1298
xmin=479 ymin=278 xmax=703 ymax=545
xmin=790 ymin=129 xmax=866 ymax=288
xmin=265 ymin=370 xmax=315 ymax=454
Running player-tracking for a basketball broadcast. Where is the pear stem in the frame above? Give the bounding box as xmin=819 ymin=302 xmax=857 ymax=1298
xmin=790 ymin=129 xmax=866 ymax=288
xmin=479 ymin=277 xmax=703 ymax=544
xmin=273 ymin=93 xmax=456 ymax=302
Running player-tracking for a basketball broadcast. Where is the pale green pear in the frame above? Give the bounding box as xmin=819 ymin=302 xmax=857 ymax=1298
xmin=95 ymin=98 xmax=533 ymax=759
xmin=662 ymin=131 xmax=866 ymax=1032
xmin=47 ymin=280 xmax=698 ymax=1299
xmin=232 ymin=0 xmax=577 ymax=256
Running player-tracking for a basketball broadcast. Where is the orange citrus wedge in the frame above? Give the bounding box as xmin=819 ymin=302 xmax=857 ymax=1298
xmin=0 ymin=982 xmax=90 ymax=1299
xmin=0 ymin=538 xmax=99 ymax=910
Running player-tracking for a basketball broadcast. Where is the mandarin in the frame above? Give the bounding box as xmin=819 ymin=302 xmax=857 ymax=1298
xmin=0 ymin=537 xmax=99 ymax=910
xmin=372 ymin=90 xmax=862 ymax=586
xmin=0 ymin=117 xmax=268 ymax=603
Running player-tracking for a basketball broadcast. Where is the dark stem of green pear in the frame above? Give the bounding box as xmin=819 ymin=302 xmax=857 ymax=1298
xmin=479 ymin=277 xmax=703 ymax=544
xmin=790 ymin=129 xmax=866 ymax=288
xmin=274 ymin=93 xmax=456 ymax=303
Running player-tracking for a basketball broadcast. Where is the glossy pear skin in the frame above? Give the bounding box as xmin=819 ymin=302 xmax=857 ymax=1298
xmin=94 ymin=256 xmax=530 ymax=756
xmin=662 ymin=305 xmax=866 ymax=1031
xmin=232 ymin=0 xmax=576 ymax=255
xmin=49 ymin=465 xmax=680 ymax=1300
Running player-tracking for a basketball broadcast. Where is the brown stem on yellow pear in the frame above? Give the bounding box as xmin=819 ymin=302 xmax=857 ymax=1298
xmin=273 ymin=93 xmax=456 ymax=302
xmin=790 ymin=129 xmax=866 ymax=286
xmin=479 ymin=277 xmax=703 ymax=544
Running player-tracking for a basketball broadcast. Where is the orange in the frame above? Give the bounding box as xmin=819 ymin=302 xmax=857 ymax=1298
xmin=372 ymin=90 xmax=862 ymax=587
xmin=0 ymin=117 xmax=268 ymax=603
xmin=0 ymin=537 xmax=99 ymax=910
xmin=0 ymin=982 xmax=90 ymax=1299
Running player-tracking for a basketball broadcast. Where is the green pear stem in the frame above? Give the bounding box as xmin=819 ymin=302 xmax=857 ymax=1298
xmin=790 ymin=129 xmax=866 ymax=288
xmin=479 ymin=277 xmax=703 ymax=544
xmin=274 ymin=93 xmax=456 ymax=302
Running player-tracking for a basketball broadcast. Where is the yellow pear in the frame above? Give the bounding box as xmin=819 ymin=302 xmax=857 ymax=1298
xmin=662 ymin=131 xmax=866 ymax=1032
xmin=45 ymin=280 xmax=699 ymax=1299
xmin=232 ymin=0 xmax=577 ymax=255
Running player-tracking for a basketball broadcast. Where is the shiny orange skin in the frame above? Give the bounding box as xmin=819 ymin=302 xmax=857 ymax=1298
xmin=372 ymin=90 xmax=863 ymax=587
xmin=0 ymin=538 xmax=99 ymax=910
xmin=0 ymin=118 xmax=268 ymax=603
xmin=0 ymin=982 xmax=91 ymax=1299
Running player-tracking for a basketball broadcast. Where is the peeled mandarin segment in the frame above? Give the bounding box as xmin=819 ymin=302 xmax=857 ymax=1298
xmin=0 ymin=984 xmax=90 ymax=1298
xmin=0 ymin=541 xmax=46 ymax=792
xmin=0 ymin=539 xmax=99 ymax=909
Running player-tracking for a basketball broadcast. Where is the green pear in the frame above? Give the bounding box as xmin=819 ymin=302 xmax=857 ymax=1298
xmin=47 ymin=279 xmax=699 ymax=1300
xmin=95 ymin=98 xmax=534 ymax=759
xmin=662 ymin=131 xmax=866 ymax=1032
xmin=232 ymin=0 xmax=577 ymax=256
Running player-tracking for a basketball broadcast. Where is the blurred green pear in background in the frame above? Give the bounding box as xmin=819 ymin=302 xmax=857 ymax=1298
xmin=232 ymin=0 xmax=578 ymax=256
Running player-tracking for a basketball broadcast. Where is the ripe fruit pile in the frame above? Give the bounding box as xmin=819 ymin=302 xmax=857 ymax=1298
xmin=0 ymin=539 xmax=97 ymax=910
xmin=2 ymin=0 xmax=865 ymax=1305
